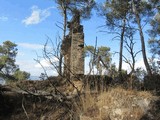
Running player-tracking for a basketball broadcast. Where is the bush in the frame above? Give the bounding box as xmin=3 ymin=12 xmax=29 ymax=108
xmin=144 ymin=74 xmax=160 ymax=91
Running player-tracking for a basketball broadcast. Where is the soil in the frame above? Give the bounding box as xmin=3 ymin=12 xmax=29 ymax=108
xmin=0 ymin=77 xmax=76 ymax=120
xmin=0 ymin=76 xmax=159 ymax=120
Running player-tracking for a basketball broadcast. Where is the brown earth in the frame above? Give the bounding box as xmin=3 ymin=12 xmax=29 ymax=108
xmin=0 ymin=77 xmax=80 ymax=120
xmin=0 ymin=76 xmax=160 ymax=120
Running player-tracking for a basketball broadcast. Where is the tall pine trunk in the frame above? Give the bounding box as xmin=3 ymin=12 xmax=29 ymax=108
xmin=132 ymin=1 xmax=152 ymax=76
xmin=136 ymin=14 xmax=152 ymax=75
xmin=59 ymin=8 xmax=67 ymax=76
xmin=118 ymin=19 xmax=126 ymax=74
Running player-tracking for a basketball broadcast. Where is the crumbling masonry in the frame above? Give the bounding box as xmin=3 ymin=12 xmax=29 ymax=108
xmin=61 ymin=11 xmax=84 ymax=79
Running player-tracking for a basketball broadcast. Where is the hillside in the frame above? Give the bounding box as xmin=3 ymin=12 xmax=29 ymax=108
xmin=0 ymin=78 xmax=160 ymax=120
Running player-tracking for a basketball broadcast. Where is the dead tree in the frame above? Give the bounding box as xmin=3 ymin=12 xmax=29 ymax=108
xmin=124 ymin=34 xmax=141 ymax=75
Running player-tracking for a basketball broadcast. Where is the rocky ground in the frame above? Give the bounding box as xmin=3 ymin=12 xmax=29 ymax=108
xmin=80 ymin=87 xmax=160 ymax=120
xmin=0 ymin=77 xmax=160 ymax=120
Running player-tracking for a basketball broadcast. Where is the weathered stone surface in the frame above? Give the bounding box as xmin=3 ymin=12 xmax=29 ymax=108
xmin=62 ymin=10 xmax=84 ymax=79
xmin=61 ymin=35 xmax=71 ymax=78
xmin=70 ymin=33 xmax=84 ymax=76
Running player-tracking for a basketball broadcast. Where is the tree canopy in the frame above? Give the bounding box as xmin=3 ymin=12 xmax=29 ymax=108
xmin=0 ymin=40 xmax=30 ymax=81
xmin=0 ymin=41 xmax=18 ymax=77
xmin=84 ymin=45 xmax=112 ymax=74
xmin=54 ymin=0 xmax=96 ymax=20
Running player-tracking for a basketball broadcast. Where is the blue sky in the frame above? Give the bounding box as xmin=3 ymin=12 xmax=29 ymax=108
xmin=0 ymin=0 xmax=150 ymax=77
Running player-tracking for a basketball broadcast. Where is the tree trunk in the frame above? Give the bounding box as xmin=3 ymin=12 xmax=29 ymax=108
xmin=131 ymin=51 xmax=135 ymax=74
xmin=132 ymin=1 xmax=152 ymax=76
xmin=118 ymin=19 xmax=126 ymax=73
xmin=58 ymin=54 xmax=62 ymax=75
xmin=136 ymin=15 xmax=152 ymax=75
xmin=130 ymin=37 xmax=136 ymax=74
xmin=59 ymin=8 xmax=67 ymax=76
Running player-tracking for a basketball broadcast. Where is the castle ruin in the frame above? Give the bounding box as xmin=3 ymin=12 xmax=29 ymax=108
xmin=61 ymin=11 xmax=84 ymax=80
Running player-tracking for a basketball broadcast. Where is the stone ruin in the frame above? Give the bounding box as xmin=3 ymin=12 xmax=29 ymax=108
xmin=61 ymin=11 xmax=84 ymax=80
xmin=61 ymin=11 xmax=112 ymax=92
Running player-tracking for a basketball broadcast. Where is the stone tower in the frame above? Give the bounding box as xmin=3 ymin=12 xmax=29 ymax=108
xmin=61 ymin=10 xmax=84 ymax=79
xmin=70 ymin=29 xmax=84 ymax=79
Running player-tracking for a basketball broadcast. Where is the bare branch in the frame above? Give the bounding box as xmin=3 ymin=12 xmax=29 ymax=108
xmin=112 ymin=36 xmax=121 ymax=41
xmin=134 ymin=50 xmax=142 ymax=58
xmin=22 ymin=97 xmax=29 ymax=120
xmin=55 ymin=23 xmax=64 ymax=31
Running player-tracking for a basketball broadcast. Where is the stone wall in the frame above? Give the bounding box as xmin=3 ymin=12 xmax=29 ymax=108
xmin=61 ymin=35 xmax=71 ymax=78
xmin=70 ymin=33 xmax=84 ymax=77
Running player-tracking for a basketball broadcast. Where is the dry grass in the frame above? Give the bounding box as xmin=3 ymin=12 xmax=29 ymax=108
xmin=1 ymin=78 xmax=159 ymax=120
xmin=97 ymin=86 xmax=153 ymax=108
xmin=78 ymin=86 xmax=156 ymax=120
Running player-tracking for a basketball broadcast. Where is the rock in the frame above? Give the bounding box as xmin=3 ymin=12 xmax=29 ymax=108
xmin=79 ymin=88 xmax=159 ymax=120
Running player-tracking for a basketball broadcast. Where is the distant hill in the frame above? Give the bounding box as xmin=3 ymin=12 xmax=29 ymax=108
xmin=30 ymin=76 xmax=40 ymax=80
xmin=0 ymin=76 xmax=40 ymax=85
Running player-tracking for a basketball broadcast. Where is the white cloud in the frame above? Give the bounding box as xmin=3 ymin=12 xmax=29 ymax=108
xmin=16 ymin=59 xmax=58 ymax=77
xmin=17 ymin=51 xmax=25 ymax=57
xmin=18 ymin=43 xmax=44 ymax=50
xmin=35 ymin=57 xmax=59 ymax=68
xmin=35 ymin=59 xmax=51 ymax=68
xmin=122 ymin=62 xmax=131 ymax=72
xmin=22 ymin=5 xmax=54 ymax=25
xmin=119 ymin=58 xmax=146 ymax=73
xmin=0 ymin=16 xmax=8 ymax=21
xmin=135 ymin=59 xmax=146 ymax=70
